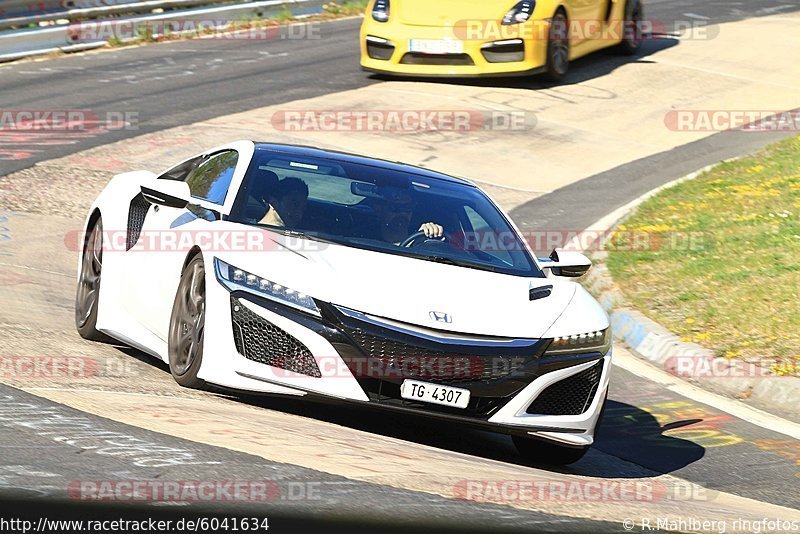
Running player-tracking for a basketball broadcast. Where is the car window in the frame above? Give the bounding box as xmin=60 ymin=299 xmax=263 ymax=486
xmin=158 ymin=155 xmax=204 ymax=182
xmin=464 ymin=205 xmax=514 ymax=265
xmin=229 ymin=150 xmax=543 ymax=277
xmin=254 ymin=158 xmax=360 ymax=205
xmin=184 ymin=150 xmax=239 ymax=205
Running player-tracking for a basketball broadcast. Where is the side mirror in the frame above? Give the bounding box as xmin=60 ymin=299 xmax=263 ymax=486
xmin=141 ymin=179 xmax=191 ymax=209
xmin=538 ymin=249 xmax=591 ymax=277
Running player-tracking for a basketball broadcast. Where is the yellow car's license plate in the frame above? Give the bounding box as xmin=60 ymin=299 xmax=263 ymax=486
xmin=409 ymin=39 xmax=464 ymax=55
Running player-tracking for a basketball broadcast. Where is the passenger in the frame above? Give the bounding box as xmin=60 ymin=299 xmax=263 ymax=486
xmin=249 ymin=169 xmax=279 ymax=220
xmin=258 ymin=177 xmax=309 ymax=228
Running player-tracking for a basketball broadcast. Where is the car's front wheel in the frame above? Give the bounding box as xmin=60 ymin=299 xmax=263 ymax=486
xmin=545 ymin=10 xmax=570 ymax=82
xmin=618 ymin=0 xmax=644 ymax=55
xmin=75 ymin=215 xmax=112 ymax=342
xmin=168 ymin=254 xmax=207 ymax=389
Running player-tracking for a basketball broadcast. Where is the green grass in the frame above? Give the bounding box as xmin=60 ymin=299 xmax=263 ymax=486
xmin=321 ymin=0 xmax=369 ymax=15
xmin=606 ymin=135 xmax=800 ymax=374
xmin=274 ymin=5 xmax=295 ymax=21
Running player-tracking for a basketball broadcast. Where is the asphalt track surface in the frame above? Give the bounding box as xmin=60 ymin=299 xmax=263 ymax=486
xmin=1 ymin=0 xmax=799 ymax=531
xmin=0 ymin=0 xmax=798 ymax=176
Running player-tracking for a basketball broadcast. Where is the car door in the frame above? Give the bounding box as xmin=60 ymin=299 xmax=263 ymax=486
xmin=124 ymin=150 xmax=240 ymax=341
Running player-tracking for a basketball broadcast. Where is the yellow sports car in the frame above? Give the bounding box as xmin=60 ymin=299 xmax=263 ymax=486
xmin=360 ymin=0 xmax=644 ymax=80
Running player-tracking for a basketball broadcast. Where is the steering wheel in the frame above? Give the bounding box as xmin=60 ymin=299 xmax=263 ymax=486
xmin=400 ymin=230 xmax=447 ymax=248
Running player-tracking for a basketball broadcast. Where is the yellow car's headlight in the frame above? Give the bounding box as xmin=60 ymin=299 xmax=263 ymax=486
xmin=372 ymin=0 xmax=390 ymax=22
xmin=502 ymin=0 xmax=535 ymax=25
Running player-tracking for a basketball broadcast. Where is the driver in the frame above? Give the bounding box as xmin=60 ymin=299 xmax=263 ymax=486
xmin=258 ymin=177 xmax=309 ymax=228
xmin=372 ymin=187 xmax=443 ymax=245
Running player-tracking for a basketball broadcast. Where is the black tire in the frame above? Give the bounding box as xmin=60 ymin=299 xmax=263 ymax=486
xmin=168 ymin=255 xmax=207 ymax=389
xmin=617 ymin=0 xmax=644 ymax=55
xmin=513 ymin=435 xmax=590 ymax=465
xmin=75 ymin=216 xmax=113 ymax=342
xmin=545 ymin=10 xmax=570 ymax=82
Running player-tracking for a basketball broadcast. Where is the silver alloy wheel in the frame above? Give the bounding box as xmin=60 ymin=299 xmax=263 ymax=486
xmin=76 ymin=220 xmax=103 ymax=328
xmin=169 ymin=258 xmax=206 ymax=376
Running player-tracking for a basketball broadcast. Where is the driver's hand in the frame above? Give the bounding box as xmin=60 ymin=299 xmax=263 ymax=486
xmin=419 ymin=222 xmax=444 ymax=238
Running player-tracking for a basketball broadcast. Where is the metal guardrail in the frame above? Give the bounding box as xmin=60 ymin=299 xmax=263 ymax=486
xmin=0 ymin=1 xmax=241 ymax=30
xmin=0 ymin=0 xmax=327 ymax=62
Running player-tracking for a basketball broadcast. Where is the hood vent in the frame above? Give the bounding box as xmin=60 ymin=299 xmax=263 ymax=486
xmin=529 ymin=285 xmax=553 ymax=301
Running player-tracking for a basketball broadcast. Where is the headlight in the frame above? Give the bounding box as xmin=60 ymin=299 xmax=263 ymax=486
xmin=546 ymin=328 xmax=610 ymax=355
xmin=372 ymin=0 xmax=390 ymax=22
xmin=502 ymin=0 xmax=535 ymax=25
xmin=214 ymin=258 xmax=320 ymax=316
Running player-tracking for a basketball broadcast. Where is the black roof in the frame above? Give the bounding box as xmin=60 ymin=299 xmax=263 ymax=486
xmin=253 ymin=142 xmax=474 ymax=186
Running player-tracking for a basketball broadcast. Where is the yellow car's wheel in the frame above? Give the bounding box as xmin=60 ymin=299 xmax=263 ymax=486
xmin=618 ymin=0 xmax=644 ymax=55
xmin=545 ymin=9 xmax=570 ymax=82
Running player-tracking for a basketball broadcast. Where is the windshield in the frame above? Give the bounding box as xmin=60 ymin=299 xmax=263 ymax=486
xmin=229 ymin=149 xmax=543 ymax=277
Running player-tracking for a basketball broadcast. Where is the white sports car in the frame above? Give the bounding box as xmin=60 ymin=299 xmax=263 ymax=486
xmin=76 ymin=140 xmax=611 ymax=464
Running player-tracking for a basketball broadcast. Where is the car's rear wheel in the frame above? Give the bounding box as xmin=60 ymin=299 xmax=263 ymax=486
xmin=618 ymin=0 xmax=644 ymax=55
xmin=545 ymin=10 xmax=570 ymax=82
xmin=168 ymin=255 xmax=207 ymax=389
xmin=75 ymin=216 xmax=113 ymax=342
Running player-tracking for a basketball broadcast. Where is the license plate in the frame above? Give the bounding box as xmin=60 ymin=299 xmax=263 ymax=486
xmin=400 ymin=380 xmax=470 ymax=409
xmin=409 ymin=39 xmax=464 ymax=55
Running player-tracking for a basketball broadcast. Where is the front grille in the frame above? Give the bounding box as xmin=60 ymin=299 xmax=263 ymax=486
xmin=400 ymin=53 xmax=475 ymax=66
xmin=231 ymin=296 xmax=321 ymax=378
xmin=526 ymin=360 xmax=604 ymax=415
xmin=346 ymin=330 xmax=527 ymax=384
xmin=126 ymin=193 xmax=150 ymax=251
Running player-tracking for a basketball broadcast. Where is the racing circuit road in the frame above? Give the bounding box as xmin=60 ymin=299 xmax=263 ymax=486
xmin=1 ymin=0 xmax=800 ymax=531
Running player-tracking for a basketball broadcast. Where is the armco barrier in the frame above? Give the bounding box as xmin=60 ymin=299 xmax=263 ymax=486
xmin=0 ymin=0 xmax=326 ymax=62
xmin=0 ymin=1 xmax=226 ymax=30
